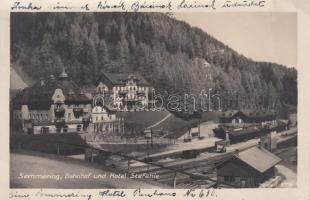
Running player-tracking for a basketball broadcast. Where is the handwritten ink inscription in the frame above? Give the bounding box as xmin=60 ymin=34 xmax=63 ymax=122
xmin=11 ymin=0 xmax=266 ymax=11
xmin=184 ymin=189 xmax=217 ymax=198
xmin=178 ymin=0 xmax=216 ymax=10
xmin=9 ymin=191 xmax=30 ymax=199
xmin=99 ymin=189 xmax=126 ymax=197
xmin=132 ymin=188 xmax=177 ymax=197
xmin=11 ymin=2 xmax=42 ymax=10
xmin=97 ymin=0 xmax=127 ymax=11
xmin=9 ymin=189 xmax=218 ymax=199
xmin=222 ymin=0 xmax=266 ymax=8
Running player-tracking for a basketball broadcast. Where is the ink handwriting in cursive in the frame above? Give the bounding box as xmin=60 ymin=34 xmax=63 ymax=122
xmin=184 ymin=189 xmax=217 ymax=198
xmin=11 ymin=2 xmax=42 ymax=10
xmin=178 ymin=0 xmax=216 ymax=10
xmin=99 ymin=189 xmax=126 ymax=197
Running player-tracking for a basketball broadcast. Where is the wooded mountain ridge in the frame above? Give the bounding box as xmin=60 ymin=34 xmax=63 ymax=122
xmin=11 ymin=12 xmax=297 ymax=115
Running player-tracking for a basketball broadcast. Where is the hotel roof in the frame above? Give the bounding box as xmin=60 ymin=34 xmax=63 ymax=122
xmin=97 ymin=72 xmax=150 ymax=87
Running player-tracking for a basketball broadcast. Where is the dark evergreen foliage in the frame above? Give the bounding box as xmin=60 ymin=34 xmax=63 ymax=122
xmin=11 ymin=12 xmax=297 ymax=113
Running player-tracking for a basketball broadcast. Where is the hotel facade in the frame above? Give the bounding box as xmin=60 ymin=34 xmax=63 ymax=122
xmin=96 ymin=73 xmax=150 ymax=111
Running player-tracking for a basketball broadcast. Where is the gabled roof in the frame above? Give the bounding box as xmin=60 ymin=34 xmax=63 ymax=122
xmin=97 ymin=72 xmax=149 ymax=87
xmin=219 ymin=110 xmax=276 ymax=121
xmin=12 ymin=74 xmax=92 ymax=109
xmin=220 ymin=110 xmax=240 ymax=118
xmin=228 ymin=126 xmax=262 ymax=137
xmin=235 ymin=146 xmax=281 ymax=173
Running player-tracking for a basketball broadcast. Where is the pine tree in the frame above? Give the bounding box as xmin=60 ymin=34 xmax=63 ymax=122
xmin=97 ymin=39 xmax=109 ymax=68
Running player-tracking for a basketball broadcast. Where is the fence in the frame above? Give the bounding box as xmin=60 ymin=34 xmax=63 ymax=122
xmin=87 ymin=133 xmax=176 ymax=145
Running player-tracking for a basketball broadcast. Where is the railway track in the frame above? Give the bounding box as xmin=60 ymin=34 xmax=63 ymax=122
xmin=109 ymin=151 xmax=234 ymax=188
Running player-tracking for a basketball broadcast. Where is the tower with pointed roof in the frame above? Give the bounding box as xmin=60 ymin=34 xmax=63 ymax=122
xmin=59 ymin=68 xmax=68 ymax=79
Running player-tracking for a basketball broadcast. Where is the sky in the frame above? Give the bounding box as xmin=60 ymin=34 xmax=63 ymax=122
xmin=175 ymin=12 xmax=297 ymax=68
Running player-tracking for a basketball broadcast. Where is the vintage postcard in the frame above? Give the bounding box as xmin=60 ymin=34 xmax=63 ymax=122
xmin=1 ymin=0 xmax=310 ymax=199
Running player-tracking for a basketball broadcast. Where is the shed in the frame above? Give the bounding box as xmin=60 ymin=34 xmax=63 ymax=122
xmin=216 ymin=146 xmax=281 ymax=188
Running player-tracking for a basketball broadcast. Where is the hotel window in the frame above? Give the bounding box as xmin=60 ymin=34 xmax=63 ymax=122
xmin=68 ymin=113 xmax=71 ymax=120
xmin=101 ymin=116 xmax=104 ymax=121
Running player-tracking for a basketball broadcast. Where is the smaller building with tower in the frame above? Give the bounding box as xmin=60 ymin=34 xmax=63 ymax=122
xmin=11 ymin=69 xmax=123 ymax=136
xmin=11 ymin=69 xmax=93 ymax=134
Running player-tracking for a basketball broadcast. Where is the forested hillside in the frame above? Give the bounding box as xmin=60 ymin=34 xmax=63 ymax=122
xmin=11 ymin=12 xmax=297 ymax=115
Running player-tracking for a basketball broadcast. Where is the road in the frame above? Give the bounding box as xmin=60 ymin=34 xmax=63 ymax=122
xmin=145 ymin=137 xmax=221 ymax=160
xmin=276 ymin=165 xmax=297 ymax=187
xmin=147 ymin=113 xmax=172 ymax=129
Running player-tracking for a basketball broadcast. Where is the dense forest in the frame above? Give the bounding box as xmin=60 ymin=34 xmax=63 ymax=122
xmin=11 ymin=12 xmax=297 ymax=116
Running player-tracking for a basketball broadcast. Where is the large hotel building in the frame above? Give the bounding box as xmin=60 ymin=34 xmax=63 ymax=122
xmin=95 ymin=73 xmax=151 ymax=111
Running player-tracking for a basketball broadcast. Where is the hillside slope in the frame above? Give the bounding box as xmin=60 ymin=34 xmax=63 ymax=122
xmin=10 ymin=62 xmax=34 ymax=89
xmin=10 ymin=67 xmax=27 ymax=90
xmin=10 ymin=13 xmax=297 ymax=115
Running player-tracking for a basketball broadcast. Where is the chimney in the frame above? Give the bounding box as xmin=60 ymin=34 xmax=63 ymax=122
xmin=258 ymin=141 xmax=262 ymax=149
xmin=235 ymin=149 xmax=239 ymax=156
xmin=40 ymin=78 xmax=45 ymax=86
xmin=225 ymin=130 xmax=230 ymax=142
xmin=59 ymin=68 xmax=68 ymax=79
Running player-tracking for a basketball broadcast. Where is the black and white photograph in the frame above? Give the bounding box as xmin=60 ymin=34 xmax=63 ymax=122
xmin=9 ymin=12 xmax=298 ymax=190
